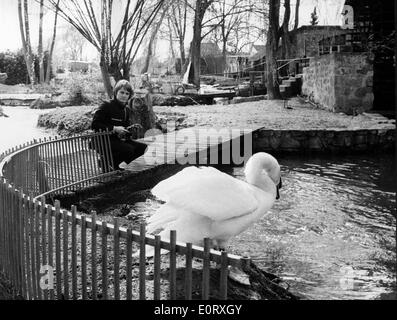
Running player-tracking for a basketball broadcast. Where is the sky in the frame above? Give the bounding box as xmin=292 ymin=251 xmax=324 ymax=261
xmin=0 ymin=0 xmax=346 ymax=60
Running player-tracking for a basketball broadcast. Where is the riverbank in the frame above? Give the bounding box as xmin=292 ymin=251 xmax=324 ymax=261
xmin=36 ymin=97 xmax=395 ymax=134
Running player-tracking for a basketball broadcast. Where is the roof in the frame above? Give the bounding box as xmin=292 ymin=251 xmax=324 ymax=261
xmin=248 ymin=44 xmax=266 ymax=61
xmin=201 ymin=42 xmax=222 ymax=56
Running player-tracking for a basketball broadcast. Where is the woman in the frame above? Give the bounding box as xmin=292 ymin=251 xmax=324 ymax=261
xmin=91 ymin=79 xmax=148 ymax=171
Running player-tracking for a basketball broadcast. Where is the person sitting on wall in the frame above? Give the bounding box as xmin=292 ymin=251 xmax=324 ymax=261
xmin=91 ymin=79 xmax=148 ymax=171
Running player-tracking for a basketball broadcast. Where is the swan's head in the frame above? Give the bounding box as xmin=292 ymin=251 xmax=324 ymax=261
xmin=244 ymin=152 xmax=282 ymax=199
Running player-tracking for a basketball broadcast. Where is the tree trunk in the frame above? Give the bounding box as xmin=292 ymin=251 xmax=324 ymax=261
xmin=222 ymin=41 xmax=227 ymax=74
xmin=141 ymin=8 xmax=167 ymax=74
xmin=38 ymin=0 xmax=45 ymax=83
xmin=166 ymin=17 xmax=176 ymax=60
xmin=46 ymin=0 xmax=60 ymax=83
xmin=18 ymin=0 xmax=35 ymax=86
xmin=189 ymin=29 xmax=202 ymax=87
xmin=100 ymin=55 xmax=113 ymax=98
xmin=266 ymin=0 xmax=281 ymax=99
xmin=23 ymin=0 xmax=35 ymax=86
xmin=281 ymin=0 xmax=291 ymax=59
xmin=189 ymin=0 xmax=212 ymax=87
xmin=294 ymin=0 xmax=300 ymax=30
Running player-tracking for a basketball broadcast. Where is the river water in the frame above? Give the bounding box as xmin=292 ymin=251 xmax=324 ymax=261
xmin=0 ymin=106 xmax=54 ymax=154
xmin=225 ymin=154 xmax=396 ymax=300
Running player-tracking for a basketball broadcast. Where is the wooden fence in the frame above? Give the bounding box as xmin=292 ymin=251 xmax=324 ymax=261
xmin=0 ymin=132 xmax=246 ymax=300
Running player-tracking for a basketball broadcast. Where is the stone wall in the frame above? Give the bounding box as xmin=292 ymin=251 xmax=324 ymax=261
xmin=301 ymin=55 xmax=336 ymax=111
xmin=302 ymin=52 xmax=374 ymax=114
xmin=252 ymin=128 xmax=394 ymax=154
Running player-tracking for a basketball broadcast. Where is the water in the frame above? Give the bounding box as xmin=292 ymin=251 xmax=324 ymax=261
xmin=225 ymin=154 xmax=396 ymax=300
xmin=135 ymin=153 xmax=396 ymax=300
xmin=0 ymin=106 xmax=55 ymax=153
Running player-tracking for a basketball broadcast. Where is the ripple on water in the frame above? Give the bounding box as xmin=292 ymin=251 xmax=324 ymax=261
xmin=227 ymin=154 xmax=396 ymax=300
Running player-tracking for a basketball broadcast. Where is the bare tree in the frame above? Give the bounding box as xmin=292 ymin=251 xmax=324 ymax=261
xmin=265 ymin=0 xmax=300 ymax=99
xmin=62 ymin=24 xmax=86 ymax=61
xmin=18 ymin=0 xmax=35 ymax=85
xmin=46 ymin=0 xmax=165 ymax=98
xmin=141 ymin=3 xmax=170 ymax=74
xmin=187 ymin=0 xmax=263 ymax=86
xmin=187 ymin=0 xmax=214 ymax=86
xmin=225 ymin=0 xmax=267 ymax=54
xmin=265 ymin=0 xmax=280 ymax=99
xmin=204 ymin=0 xmax=257 ymax=70
xmin=167 ymin=0 xmax=190 ymax=74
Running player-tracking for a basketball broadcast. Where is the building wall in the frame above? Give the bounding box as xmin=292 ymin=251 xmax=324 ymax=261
xmin=289 ymin=26 xmax=346 ymax=58
xmin=302 ymin=54 xmax=336 ymax=110
xmin=302 ymin=52 xmax=374 ymax=114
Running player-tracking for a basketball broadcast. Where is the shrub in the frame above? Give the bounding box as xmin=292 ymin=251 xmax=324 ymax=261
xmin=0 ymin=51 xmax=28 ymax=85
xmin=0 ymin=50 xmax=54 ymax=85
xmin=60 ymin=71 xmax=107 ymax=105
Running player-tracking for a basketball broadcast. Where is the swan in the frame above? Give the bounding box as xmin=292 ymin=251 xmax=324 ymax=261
xmin=143 ymin=152 xmax=282 ymax=254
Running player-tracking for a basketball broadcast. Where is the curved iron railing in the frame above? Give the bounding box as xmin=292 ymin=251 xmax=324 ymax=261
xmin=0 ymin=132 xmax=246 ymax=300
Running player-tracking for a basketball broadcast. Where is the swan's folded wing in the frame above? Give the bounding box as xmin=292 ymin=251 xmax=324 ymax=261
xmin=151 ymin=166 xmax=258 ymax=221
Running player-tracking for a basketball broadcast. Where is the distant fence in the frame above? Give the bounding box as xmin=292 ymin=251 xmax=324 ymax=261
xmin=0 ymin=132 xmax=246 ymax=300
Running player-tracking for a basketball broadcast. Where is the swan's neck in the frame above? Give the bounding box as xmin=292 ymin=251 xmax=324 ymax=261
xmin=246 ymin=168 xmax=275 ymax=194
xmin=244 ymin=156 xmax=278 ymax=196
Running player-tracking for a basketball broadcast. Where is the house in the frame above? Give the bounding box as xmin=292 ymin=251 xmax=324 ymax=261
xmin=200 ymin=42 xmax=224 ymax=75
xmin=248 ymin=44 xmax=266 ymax=71
xmin=224 ymin=53 xmax=250 ymax=78
xmin=67 ymin=60 xmax=92 ymax=73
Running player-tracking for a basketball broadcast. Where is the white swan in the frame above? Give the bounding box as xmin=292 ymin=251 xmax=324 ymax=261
xmin=145 ymin=152 xmax=282 ymax=252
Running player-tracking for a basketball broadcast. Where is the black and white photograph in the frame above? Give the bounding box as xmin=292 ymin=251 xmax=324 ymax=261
xmin=0 ymin=0 xmax=395 ymax=306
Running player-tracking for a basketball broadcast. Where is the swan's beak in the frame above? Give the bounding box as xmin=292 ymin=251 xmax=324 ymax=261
xmin=276 ymin=177 xmax=282 ymax=200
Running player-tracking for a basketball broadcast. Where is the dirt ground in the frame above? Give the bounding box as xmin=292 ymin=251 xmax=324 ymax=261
xmin=153 ymin=97 xmax=396 ymax=131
